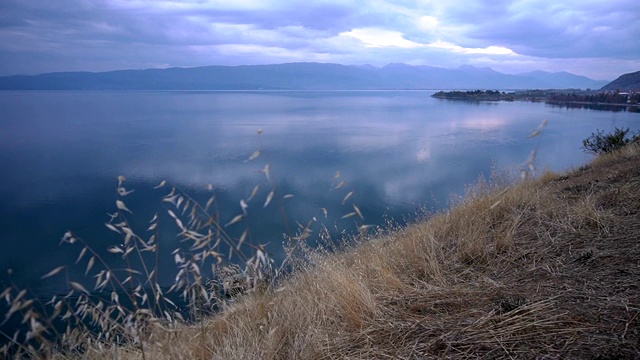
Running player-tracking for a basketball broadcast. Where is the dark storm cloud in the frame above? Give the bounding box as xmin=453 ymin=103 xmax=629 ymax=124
xmin=457 ymin=0 xmax=640 ymax=59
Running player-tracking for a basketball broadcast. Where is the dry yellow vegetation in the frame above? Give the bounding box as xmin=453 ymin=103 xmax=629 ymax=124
xmin=44 ymin=142 xmax=640 ymax=359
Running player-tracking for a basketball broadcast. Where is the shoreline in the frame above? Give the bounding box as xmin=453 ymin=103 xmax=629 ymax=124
xmin=39 ymin=142 xmax=640 ymax=359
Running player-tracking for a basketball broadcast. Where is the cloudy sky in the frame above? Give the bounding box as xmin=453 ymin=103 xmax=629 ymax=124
xmin=0 ymin=0 xmax=638 ymax=80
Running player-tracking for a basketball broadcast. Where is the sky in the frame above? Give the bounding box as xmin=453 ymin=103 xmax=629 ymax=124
xmin=0 ymin=0 xmax=639 ymax=80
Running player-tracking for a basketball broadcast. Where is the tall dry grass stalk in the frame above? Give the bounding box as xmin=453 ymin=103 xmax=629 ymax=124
xmin=4 ymin=130 xmax=639 ymax=359
xmin=121 ymin=141 xmax=638 ymax=359
xmin=1 ymin=129 xmax=370 ymax=359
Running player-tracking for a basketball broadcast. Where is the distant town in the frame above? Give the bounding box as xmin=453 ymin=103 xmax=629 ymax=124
xmin=432 ymin=89 xmax=640 ymax=113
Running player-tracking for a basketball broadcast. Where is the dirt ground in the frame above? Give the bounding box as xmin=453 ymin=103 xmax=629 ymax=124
xmin=534 ymin=151 xmax=640 ymax=357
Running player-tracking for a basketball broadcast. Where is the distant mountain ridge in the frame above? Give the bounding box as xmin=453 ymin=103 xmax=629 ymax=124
xmin=517 ymin=70 xmax=607 ymax=90
xmin=0 ymin=62 xmax=609 ymax=90
xmin=600 ymin=70 xmax=640 ymax=91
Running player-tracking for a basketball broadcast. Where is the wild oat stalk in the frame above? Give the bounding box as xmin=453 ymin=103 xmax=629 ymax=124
xmin=520 ymin=119 xmax=548 ymax=180
xmin=1 ymin=129 xmax=375 ymax=359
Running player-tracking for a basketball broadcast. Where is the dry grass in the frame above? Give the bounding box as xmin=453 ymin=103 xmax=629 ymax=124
xmin=6 ymin=142 xmax=640 ymax=359
xmin=40 ymin=142 xmax=637 ymax=359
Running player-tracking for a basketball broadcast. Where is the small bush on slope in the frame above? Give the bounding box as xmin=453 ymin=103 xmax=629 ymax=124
xmin=581 ymin=127 xmax=639 ymax=155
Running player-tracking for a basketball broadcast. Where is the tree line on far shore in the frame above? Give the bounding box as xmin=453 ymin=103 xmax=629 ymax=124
xmin=432 ymin=89 xmax=640 ymax=106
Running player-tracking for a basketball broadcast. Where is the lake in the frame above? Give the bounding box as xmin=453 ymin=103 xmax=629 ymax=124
xmin=0 ymin=90 xmax=638 ymax=298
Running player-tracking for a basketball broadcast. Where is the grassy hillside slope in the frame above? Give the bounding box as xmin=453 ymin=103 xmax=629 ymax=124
xmin=58 ymin=143 xmax=640 ymax=359
xmin=601 ymin=70 xmax=640 ymax=91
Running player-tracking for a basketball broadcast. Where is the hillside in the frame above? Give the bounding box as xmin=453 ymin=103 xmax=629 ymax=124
xmin=36 ymin=143 xmax=640 ymax=359
xmin=601 ymin=70 xmax=640 ymax=91
xmin=0 ymin=63 xmax=607 ymax=90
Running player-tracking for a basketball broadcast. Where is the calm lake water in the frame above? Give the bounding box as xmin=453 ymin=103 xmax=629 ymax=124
xmin=0 ymin=90 xmax=638 ymax=298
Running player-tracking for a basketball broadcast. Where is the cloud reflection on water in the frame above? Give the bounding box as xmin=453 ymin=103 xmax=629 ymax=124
xmin=0 ymin=90 xmax=636 ymax=295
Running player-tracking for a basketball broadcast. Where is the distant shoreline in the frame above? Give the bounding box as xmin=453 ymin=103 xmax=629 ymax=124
xmin=432 ymin=90 xmax=640 ymax=112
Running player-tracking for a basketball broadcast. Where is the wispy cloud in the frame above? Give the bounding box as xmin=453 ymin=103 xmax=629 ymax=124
xmin=427 ymin=41 xmax=516 ymax=55
xmin=340 ymin=28 xmax=425 ymax=49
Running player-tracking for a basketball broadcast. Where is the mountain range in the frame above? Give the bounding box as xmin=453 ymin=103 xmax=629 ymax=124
xmin=0 ymin=63 xmax=610 ymax=90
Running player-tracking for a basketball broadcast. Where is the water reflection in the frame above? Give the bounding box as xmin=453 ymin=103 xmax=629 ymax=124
xmin=460 ymin=116 xmax=508 ymax=131
xmin=548 ymin=102 xmax=640 ymax=113
xmin=0 ymin=90 xmax=638 ymax=298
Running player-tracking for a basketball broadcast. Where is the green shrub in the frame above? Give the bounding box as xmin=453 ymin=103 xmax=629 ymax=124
xmin=581 ymin=127 xmax=639 ymax=155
